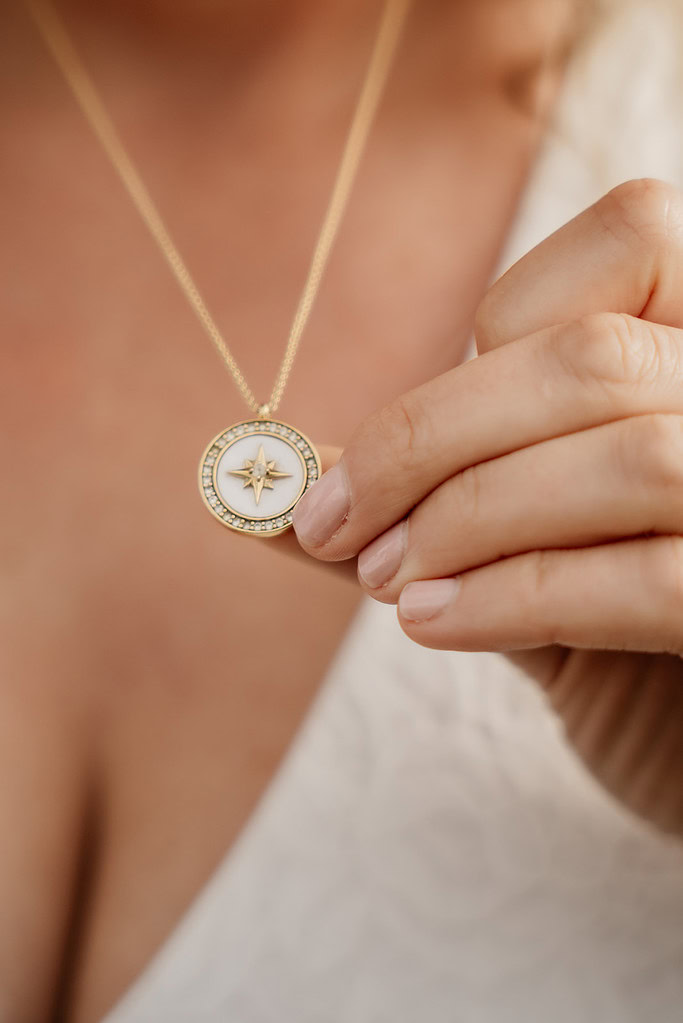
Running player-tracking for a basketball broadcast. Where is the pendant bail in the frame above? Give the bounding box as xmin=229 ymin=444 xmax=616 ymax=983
xmin=256 ymin=403 xmax=271 ymax=419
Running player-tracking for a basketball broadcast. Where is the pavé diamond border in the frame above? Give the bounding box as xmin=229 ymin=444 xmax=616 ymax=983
xmin=198 ymin=419 xmax=321 ymax=537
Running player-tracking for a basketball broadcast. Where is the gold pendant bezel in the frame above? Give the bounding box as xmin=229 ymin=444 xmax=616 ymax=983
xmin=198 ymin=418 xmax=321 ymax=537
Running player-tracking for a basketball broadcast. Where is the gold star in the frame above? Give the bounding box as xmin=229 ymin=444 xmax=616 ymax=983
xmin=228 ymin=444 xmax=292 ymax=505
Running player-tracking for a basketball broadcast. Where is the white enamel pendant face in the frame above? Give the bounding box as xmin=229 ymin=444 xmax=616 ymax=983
xmin=199 ymin=419 xmax=321 ymax=536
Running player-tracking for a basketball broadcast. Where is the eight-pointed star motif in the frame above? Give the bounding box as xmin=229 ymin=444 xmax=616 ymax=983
xmin=227 ymin=444 xmax=292 ymax=505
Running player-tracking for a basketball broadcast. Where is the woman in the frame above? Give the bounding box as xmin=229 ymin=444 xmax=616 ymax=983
xmin=1 ymin=0 xmax=682 ymax=1019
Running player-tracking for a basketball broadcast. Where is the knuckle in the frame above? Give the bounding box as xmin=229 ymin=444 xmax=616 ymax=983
xmin=625 ymin=414 xmax=683 ymax=492
xmin=522 ymin=549 xmax=561 ymax=646
xmin=600 ymin=178 xmax=683 ymax=250
xmin=392 ymin=394 xmax=421 ymax=463
xmin=556 ymin=312 xmax=668 ymax=391
xmin=528 ymin=548 xmax=555 ymax=600
xmin=448 ymin=464 xmax=484 ymax=526
xmin=473 ymin=288 xmax=502 ymax=351
xmin=355 ymin=393 xmax=425 ymax=472
xmin=647 ymin=536 xmax=683 ymax=609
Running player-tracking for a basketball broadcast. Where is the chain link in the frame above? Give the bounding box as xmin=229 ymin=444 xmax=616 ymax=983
xmin=27 ymin=0 xmax=410 ymax=415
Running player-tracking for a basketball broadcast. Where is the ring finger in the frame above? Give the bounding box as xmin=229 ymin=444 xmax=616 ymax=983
xmin=357 ymin=412 xmax=683 ymax=601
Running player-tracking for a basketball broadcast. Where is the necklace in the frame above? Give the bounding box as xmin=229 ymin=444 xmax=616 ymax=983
xmin=26 ymin=0 xmax=410 ymax=537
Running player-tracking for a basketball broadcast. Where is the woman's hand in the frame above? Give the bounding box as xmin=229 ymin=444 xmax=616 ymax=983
xmin=292 ymin=179 xmax=683 ymax=837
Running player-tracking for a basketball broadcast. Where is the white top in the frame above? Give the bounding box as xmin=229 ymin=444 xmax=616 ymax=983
xmin=107 ymin=6 xmax=683 ymax=1022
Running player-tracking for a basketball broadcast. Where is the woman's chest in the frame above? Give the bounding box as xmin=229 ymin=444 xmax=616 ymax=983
xmin=2 ymin=86 xmax=542 ymax=1018
xmin=4 ymin=85 xmax=537 ymax=663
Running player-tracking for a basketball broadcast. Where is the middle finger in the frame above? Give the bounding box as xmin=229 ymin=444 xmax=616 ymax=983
xmin=357 ymin=412 xmax=683 ymax=601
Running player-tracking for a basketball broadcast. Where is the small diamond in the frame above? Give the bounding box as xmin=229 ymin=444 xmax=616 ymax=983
xmin=255 ymin=523 xmax=262 ymax=531
xmin=286 ymin=512 xmax=293 ymax=522
xmin=266 ymin=521 xmax=274 ymax=529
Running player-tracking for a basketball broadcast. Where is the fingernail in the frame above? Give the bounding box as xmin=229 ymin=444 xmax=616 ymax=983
xmin=398 ymin=578 xmax=461 ymax=623
xmin=357 ymin=521 xmax=407 ymax=589
xmin=292 ymin=462 xmax=350 ymax=547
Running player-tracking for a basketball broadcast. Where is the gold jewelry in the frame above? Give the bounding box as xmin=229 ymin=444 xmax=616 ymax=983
xmin=26 ymin=0 xmax=410 ymax=536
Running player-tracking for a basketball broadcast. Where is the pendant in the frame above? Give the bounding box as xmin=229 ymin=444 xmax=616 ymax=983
xmin=198 ymin=418 xmax=321 ymax=537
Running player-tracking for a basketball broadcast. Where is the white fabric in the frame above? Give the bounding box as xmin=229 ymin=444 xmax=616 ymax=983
xmin=107 ymin=6 xmax=683 ymax=1021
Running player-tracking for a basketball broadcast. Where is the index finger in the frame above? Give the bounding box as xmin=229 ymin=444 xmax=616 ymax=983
xmin=476 ymin=178 xmax=683 ymax=353
xmin=292 ymin=180 xmax=683 ymax=561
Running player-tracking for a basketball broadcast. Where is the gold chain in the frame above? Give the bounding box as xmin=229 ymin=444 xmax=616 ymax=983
xmin=26 ymin=0 xmax=410 ymax=416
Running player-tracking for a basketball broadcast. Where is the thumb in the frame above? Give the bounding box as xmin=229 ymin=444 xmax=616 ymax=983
xmin=272 ymin=445 xmax=358 ymax=582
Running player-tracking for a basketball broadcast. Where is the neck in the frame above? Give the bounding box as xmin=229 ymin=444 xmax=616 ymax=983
xmin=55 ymin=0 xmax=386 ymax=72
xmin=28 ymin=0 xmax=580 ymax=136
xmin=46 ymin=0 xmax=397 ymax=132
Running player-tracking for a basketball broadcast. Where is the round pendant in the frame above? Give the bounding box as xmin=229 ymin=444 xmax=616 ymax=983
xmin=198 ymin=418 xmax=321 ymax=536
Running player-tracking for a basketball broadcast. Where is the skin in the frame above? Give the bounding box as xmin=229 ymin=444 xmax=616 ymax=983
xmin=293 ymin=178 xmax=683 ymax=838
xmin=0 ymin=0 xmax=590 ymax=1018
